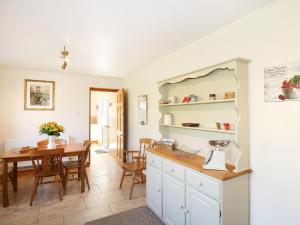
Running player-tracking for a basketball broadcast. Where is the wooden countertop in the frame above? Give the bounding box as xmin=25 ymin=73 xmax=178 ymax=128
xmin=147 ymin=147 xmax=251 ymax=181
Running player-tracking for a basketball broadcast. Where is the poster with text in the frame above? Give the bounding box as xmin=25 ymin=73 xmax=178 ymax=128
xmin=264 ymin=61 xmax=300 ymax=102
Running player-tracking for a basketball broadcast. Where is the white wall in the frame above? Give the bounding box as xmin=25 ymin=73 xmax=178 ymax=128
xmin=0 ymin=67 xmax=121 ymax=152
xmin=124 ymin=0 xmax=300 ymax=224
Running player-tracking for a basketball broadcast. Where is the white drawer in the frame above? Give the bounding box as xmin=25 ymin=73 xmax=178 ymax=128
xmin=186 ymin=169 xmax=220 ymax=200
xmin=163 ymin=159 xmax=185 ymax=181
xmin=147 ymin=152 xmax=162 ymax=169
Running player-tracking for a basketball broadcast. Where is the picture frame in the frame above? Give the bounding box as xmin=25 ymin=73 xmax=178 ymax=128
xmin=138 ymin=95 xmax=147 ymax=125
xmin=24 ymin=79 xmax=55 ymax=110
xmin=265 ymin=61 xmax=300 ymax=102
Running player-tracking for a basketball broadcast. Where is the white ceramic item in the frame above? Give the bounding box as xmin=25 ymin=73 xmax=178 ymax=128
xmin=163 ymin=114 xmax=173 ymax=125
xmin=47 ymin=135 xmax=57 ymax=149
xmin=168 ymin=96 xmax=177 ymax=104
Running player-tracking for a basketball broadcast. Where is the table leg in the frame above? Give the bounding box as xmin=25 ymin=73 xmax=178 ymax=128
xmin=80 ymin=153 xmax=85 ymax=193
xmin=59 ymin=164 xmax=65 ymax=193
xmin=13 ymin=162 xmax=18 ymax=192
xmin=2 ymin=160 xmax=9 ymax=207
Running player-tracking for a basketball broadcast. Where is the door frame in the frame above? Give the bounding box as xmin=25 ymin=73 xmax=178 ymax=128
xmin=88 ymin=87 xmax=119 ymax=141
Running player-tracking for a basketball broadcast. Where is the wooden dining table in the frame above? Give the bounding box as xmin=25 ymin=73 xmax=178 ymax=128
xmin=0 ymin=143 xmax=86 ymax=207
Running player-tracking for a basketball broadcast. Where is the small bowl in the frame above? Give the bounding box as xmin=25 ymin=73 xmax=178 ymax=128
xmin=282 ymin=88 xmax=300 ymax=99
xmin=19 ymin=146 xmax=35 ymax=153
xmin=208 ymin=140 xmax=230 ymax=147
xmin=224 ymin=92 xmax=235 ymax=99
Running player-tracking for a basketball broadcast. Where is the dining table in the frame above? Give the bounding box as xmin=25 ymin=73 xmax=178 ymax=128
xmin=0 ymin=143 xmax=87 ymax=207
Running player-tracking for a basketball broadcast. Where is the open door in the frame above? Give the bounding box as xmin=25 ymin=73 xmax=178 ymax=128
xmin=116 ymin=88 xmax=126 ymax=163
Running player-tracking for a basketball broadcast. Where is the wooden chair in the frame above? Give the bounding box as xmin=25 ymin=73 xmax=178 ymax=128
xmin=119 ymin=138 xmax=155 ymax=200
xmin=83 ymin=140 xmax=91 ymax=166
xmin=29 ymin=148 xmax=64 ymax=206
xmin=0 ymin=160 xmax=16 ymax=192
xmin=62 ymin=140 xmax=91 ymax=194
xmin=36 ymin=139 xmax=67 ymax=184
xmin=37 ymin=138 xmax=67 ymax=147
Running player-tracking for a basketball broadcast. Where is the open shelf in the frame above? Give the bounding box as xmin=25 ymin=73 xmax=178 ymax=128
xmin=159 ymin=98 xmax=235 ymax=106
xmin=159 ymin=124 xmax=235 ymax=134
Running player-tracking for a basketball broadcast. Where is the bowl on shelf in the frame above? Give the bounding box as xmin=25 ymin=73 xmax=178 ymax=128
xmin=224 ymin=92 xmax=235 ymax=99
xmin=182 ymin=123 xmax=200 ymax=127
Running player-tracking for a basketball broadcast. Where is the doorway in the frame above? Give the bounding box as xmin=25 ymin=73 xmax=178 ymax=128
xmin=89 ymin=88 xmax=119 ymax=156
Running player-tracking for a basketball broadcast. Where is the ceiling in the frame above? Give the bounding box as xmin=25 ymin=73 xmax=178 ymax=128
xmin=0 ymin=0 xmax=274 ymax=77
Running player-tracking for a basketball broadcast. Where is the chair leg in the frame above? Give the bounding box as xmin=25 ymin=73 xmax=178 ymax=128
xmin=84 ymin=169 xmax=90 ymax=190
xmin=64 ymin=168 xmax=69 ymax=194
xmin=59 ymin=167 xmax=65 ymax=189
xmin=141 ymin=171 xmax=144 ymax=184
xmin=40 ymin=177 xmax=43 ymax=184
xmin=30 ymin=177 xmax=39 ymax=206
xmin=8 ymin=173 xmax=16 ymax=192
xmin=55 ymin=175 xmax=63 ymax=201
xmin=129 ymin=172 xmax=136 ymax=200
xmin=119 ymin=169 xmax=126 ymax=189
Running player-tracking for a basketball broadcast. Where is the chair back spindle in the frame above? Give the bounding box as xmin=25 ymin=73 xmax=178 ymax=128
xmin=30 ymin=148 xmax=64 ymax=175
xmin=139 ymin=138 xmax=155 ymax=158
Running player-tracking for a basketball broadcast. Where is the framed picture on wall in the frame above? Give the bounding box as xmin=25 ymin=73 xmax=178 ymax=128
xmin=138 ymin=95 xmax=147 ymax=125
xmin=265 ymin=61 xmax=300 ymax=102
xmin=24 ymin=79 xmax=55 ymax=110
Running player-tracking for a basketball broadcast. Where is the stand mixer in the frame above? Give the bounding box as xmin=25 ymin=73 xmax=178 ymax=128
xmin=203 ymin=140 xmax=230 ymax=171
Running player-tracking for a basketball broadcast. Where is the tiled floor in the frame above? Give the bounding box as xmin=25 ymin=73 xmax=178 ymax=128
xmin=0 ymin=147 xmax=146 ymax=225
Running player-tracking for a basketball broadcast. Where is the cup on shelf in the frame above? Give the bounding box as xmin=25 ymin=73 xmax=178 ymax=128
xmin=168 ymin=96 xmax=177 ymax=104
xmin=209 ymin=94 xmax=216 ymax=101
xmin=216 ymin=122 xmax=221 ymax=130
xmin=223 ymin=123 xmax=230 ymax=130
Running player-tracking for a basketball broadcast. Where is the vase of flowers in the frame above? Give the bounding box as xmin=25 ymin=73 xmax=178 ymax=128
xmin=39 ymin=122 xmax=65 ymax=149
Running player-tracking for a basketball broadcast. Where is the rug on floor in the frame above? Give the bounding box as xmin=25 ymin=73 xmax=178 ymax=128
xmin=85 ymin=206 xmax=165 ymax=225
xmin=94 ymin=149 xmax=108 ymax=154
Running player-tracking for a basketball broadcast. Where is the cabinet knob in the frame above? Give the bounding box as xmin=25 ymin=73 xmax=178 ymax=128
xmin=179 ymin=205 xmax=184 ymax=209
xmin=170 ymin=169 xmax=175 ymax=173
xmin=185 ymin=209 xmax=190 ymax=214
xmin=151 ymin=160 xmax=154 ymax=163
xmin=157 ymin=189 xmax=161 ymax=192
xmin=199 ymin=182 xmax=203 ymax=186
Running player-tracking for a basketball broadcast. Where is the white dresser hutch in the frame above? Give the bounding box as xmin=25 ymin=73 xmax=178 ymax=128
xmin=146 ymin=58 xmax=251 ymax=225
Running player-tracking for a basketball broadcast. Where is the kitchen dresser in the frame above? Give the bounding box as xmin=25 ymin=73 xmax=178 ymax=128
xmin=146 ymin=147 xmax=251 ymax=225
xmin=146 ymin=58 xmax=251 ymax=225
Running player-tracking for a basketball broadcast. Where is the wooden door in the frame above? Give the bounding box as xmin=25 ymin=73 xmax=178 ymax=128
xmin=163 ymin=174 xmax=185 ymax=225
xmin=116 ymin=88 xmax=126 ymax=163
xmin=146 ymin=165 xmax=163 ymax=218
xmin=186 ymin=187 xmax=220 ymax=225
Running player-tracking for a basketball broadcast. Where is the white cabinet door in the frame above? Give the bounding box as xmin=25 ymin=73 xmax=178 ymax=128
xmin=146 ymin=165 xmax=162 ymax=218
xmin=186 ymin=187 xmax=220 ymax=225
xmin=163 ymin=174 xmax=185 ymax=225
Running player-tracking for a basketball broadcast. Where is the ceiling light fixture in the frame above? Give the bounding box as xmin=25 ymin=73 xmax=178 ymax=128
xmin=60 ymin=46 xmax=69 ymax=70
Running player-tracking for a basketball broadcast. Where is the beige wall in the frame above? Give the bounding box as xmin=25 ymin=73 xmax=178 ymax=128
xmin=0 ymin=67 xmax=121 ymax=152
xmin=124 ymin=0 xmax=300 ymax=224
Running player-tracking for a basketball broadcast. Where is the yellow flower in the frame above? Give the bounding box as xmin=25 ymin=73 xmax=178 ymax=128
xmin=58 ymin=125 xmax=64 ymax=132
xmin=39 ymin=121 xmax=64 ymax=135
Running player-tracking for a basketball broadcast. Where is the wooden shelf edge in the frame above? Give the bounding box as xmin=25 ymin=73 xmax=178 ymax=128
xmin=160 ymin=124 xmax=235 ymax=134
